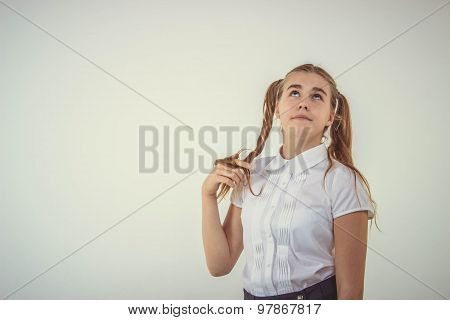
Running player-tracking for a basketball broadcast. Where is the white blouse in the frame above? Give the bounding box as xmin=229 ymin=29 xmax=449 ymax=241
xmin=230 ymin=142 xmax=374 ymax=297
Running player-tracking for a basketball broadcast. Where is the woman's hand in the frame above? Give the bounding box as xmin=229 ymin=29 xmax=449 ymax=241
xmin=202 ymin=159 xmax=251 ymax=197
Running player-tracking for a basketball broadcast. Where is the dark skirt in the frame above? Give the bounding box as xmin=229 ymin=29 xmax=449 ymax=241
xmin=243 ymin=274 xmax=337 ymax=300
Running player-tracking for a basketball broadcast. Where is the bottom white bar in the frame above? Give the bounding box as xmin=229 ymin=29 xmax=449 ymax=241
xmin=0 ymin=300 xmax=448 ymax=320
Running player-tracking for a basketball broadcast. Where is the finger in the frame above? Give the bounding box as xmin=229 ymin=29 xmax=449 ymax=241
xmin=231 ymin=168 xmax=245 ymax=186
xmin=234 ymin=167 xmax=246 ymax=185
xmin=233 ymin=162 xmax=250 ymax=184
xmin=215 ymin=163 xmax=229 ymax=170
xmin=233 ymin=159 xmax=251 ymax=170
xmin=216 ymin=168 xmax=242 ymax=185
xmin=239 ymin=168 xmax=249 ymax=185
xmin=214 ymin=163 xmax=233 ymax=175
xmin=217 ymin=176 xmax=236 ymax=189
xmin=215 ymin=162 xmax=239 ymax=171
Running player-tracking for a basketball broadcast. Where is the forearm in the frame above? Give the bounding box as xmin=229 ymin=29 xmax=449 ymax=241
xmin=201 ymin=191 xmax=231 ymax=277
xmin=337 ymin=286 xmax=364 ymax=300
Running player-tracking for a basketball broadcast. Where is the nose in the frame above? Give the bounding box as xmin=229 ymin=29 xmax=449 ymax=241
xmin=298 ymin=103 xmax=308 ymax=110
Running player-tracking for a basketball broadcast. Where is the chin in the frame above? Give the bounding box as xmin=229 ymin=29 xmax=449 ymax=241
xmin=285 ymin=124 xmax=313 ymax=135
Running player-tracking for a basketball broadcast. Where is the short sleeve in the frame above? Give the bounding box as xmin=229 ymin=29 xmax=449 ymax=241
xmin=329 ymin=165 xmax=375 ymax=220
xmin=230 ymin=184 xmax=244 ymax=208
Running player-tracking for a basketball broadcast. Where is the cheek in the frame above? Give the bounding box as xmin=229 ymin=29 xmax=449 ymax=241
xmin=278 ymin=103 xmax=296 ymax=118
xmin=279 ymin=113 xmax=292 ymax=125
xmin=320 ymin=111 xmax=332 ymax=122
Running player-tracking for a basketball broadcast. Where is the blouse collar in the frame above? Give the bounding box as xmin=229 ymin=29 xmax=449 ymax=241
xmin=264 ymin=142 xmax=328 ymax=176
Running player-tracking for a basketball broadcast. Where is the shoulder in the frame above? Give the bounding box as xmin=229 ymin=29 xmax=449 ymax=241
xmin=323 ymin=160 xmax=375 ymax=219
xmin=323 ymin=159 xmax=358 ymax=190
xmin=328 ymin=159 xmax=355 ymax=177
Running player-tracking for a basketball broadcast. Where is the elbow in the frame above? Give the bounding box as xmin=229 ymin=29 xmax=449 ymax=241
xmin=208 ymin=264 xmax=231 ymax=277
xmin=209 ymin=270 xmax=229 ymax=277
xmin=210 ymin=270 xmax=227 ymax=277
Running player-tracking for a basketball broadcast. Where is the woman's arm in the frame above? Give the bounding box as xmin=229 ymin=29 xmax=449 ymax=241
xmin=201 ymin=196 xmax=244 ymax=277
xmin=201 ymin=193 xmax=235 ymax=277
xmin=201 ymin=161 xmax=248 ymax=277
xmin=333 ymin=211 xmax=369 ymax=299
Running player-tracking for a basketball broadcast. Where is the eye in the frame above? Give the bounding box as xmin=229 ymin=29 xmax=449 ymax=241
xmin=289 ymin=90 xmax=300 ymax=97
xmin=313 ymin=93 xmax=323 ymax=101
xmin=290 ymin=90 xmax=323 ymax=101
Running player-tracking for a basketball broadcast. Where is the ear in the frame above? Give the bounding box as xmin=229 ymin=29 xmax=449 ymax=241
xmin=326 ymin=112 xmax=335 ymax=127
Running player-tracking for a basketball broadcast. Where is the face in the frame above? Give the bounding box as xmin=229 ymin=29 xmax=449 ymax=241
xmin=275 ymin=71 xmax=334 ymax=143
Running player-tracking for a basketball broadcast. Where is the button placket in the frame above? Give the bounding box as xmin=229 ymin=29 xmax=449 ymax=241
xmin=263 ymin=216 xmax=276 ymax=294
xmin=272 ymin=171 xmax=296 ymax=295
xmin=249 ymin=170 xmax=278 ymax=296
xmin=265 ymin=167 xmax=292 ymax=296
xmin=262 ymin=170 xmax=281 ymax=296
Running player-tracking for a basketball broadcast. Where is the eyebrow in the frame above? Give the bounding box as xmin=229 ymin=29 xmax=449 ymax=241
xmin=286 ymin=84 xmax=328 ymax=96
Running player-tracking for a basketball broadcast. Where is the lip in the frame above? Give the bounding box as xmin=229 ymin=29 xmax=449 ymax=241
xmin=291 ymin=115 xmax=312 ymax=121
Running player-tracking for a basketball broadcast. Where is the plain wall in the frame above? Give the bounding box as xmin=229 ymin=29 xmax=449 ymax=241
xmin=0 ymin=0 xmax=449 ymax=299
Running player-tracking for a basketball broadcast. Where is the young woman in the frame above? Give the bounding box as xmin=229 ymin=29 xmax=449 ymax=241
xmin=201 ymin=63 xmax=379 ymax=300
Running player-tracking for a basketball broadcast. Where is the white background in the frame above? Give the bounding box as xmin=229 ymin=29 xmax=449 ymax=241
xmin=0 ymin=0 xmax=449 ymax=299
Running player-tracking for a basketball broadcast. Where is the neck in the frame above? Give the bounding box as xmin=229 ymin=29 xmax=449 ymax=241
xmin=280 ymin=133 xmax=322 ymax=160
